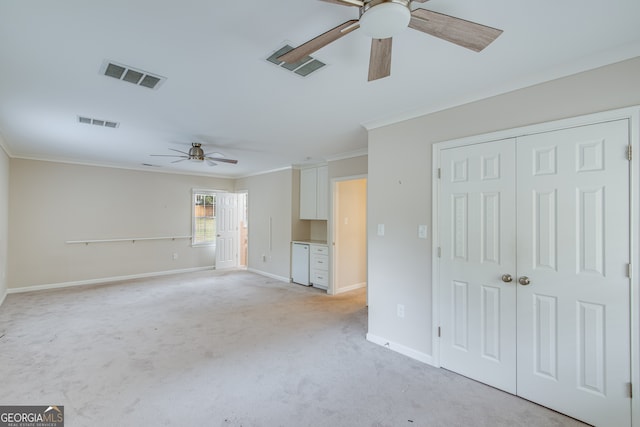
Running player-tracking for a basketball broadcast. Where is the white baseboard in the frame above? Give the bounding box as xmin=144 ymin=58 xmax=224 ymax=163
xmin=246 ymin=268 xmax=290 ymax=283
xmin=7 ymin=266 xmax=214 ymax=294
xmin=366 ymin=333 xmax=435 ymax=366
xmin=334 ymin=282 xmax=366 ymax=294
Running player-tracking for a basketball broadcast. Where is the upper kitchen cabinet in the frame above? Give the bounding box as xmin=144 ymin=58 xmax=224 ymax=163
xmin=300 ymin=165 xmax=328 ymax=220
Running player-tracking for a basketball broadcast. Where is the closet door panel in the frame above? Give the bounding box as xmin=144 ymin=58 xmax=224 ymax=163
xmin=515 ymin=120 xmax=631 ymax=427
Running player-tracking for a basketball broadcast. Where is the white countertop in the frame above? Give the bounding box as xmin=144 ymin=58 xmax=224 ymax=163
xmin=292 ymin=240 xmax=328 ymax=245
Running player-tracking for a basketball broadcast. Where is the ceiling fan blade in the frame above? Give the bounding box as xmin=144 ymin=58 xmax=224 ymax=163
xmin=150 ymin=154 xmax=186 ymax=157
xmin=409 ymin=9 xmax=503 ymax=52
xmin=318 ymin=0 xmax=364 ymax=7
xmin=206 ymin=157 xmax=238 ymax=164
xmin=203 ymin=152 xmax=224 ymax=158
xmin=411 ymin=0 xmax=430 ymax=2
xmin=206 ymin=160 xmax=218 ymax=167
xmin=171 ymin=158 xmax=189 ymax=163
xmin=278 ymin=20 xmax=360 ymax=64
xmin=169 ymin=148 xmax=190 ymax=155
xmin=368 ymin=38 xmax=392 ymax=82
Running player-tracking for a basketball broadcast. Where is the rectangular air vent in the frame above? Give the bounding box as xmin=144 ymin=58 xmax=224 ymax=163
xmin=266 ymin=45 xmax=325 ymax=77
xmin=100 ymin=60 xmax=166 ymax=90
xmin=78 ymin=116 xmax=119 ymax=128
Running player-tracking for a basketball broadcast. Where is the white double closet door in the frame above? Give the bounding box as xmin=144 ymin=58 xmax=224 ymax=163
xmin=439 ymin=119 xmax=631 ymax=426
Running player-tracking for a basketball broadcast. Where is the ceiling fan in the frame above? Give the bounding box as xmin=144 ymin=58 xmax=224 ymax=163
xmin=151 ymin=143 xmax=239 ymax=166
xmin=278 ymin=0 xmax=503 ymax=81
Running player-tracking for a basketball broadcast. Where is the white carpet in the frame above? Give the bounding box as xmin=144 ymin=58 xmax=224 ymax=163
xmin=0 ymin=270 xmax=585 ymax=426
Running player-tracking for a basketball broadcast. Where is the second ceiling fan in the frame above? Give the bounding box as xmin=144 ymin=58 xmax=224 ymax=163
xmin=278 ymin=0 xmax=503 ymax=81
xmin=151 ymin=143 xmax=238 ymax=166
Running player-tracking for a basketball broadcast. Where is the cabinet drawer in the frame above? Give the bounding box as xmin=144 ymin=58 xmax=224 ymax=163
xmin=310 ymin=244 xmax=328 ymax=255
xmin=311 ymin=254 xmax=328 ymax=270
xmin=311 ymin=270 xmax=328 ymax=286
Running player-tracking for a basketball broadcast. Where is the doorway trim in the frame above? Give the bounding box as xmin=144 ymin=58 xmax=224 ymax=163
xmin=330 ymin=174 xmax=368 ymax=296
xmin=431 ymin=106 xmax=640 ymax=426
xmin=237 ymin=190 xmax=249 ymax=269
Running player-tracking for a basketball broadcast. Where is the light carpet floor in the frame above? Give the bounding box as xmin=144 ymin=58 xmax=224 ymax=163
xmin=0 ymin=270 xmax=586 ymax=426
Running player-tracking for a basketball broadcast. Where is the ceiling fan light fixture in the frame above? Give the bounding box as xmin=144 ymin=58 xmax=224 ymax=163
xmin=188 ymin=143 xmax=205 ymax=159
xmin=360 ymin=0 xmax=411 ymax=39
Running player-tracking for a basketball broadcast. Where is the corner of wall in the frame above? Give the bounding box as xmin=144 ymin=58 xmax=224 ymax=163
xmin=0 ymin=287 xmax=6 ymax=308
xmin=0 ymin=137 xmax=9 ymax=304
xmin=291 ymin=168 xmax=310 ymax=241
xmin=366 ymin=333 xmax=435 ymax=366
xmin=0 ymin=130 xmax=12 ymax=159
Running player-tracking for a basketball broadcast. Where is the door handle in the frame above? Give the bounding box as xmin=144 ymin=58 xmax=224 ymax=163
xmin=501 ymin=274 xmax=513 ymax=283
xmin=518 ymin=276 xmax=531 ymax=286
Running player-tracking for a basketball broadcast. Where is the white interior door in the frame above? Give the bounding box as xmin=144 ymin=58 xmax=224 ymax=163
xmin=515 ymin=120 xmax=631 ymax=426
xmin=439 ymin=138 xmax=517 ymax=393
xmin=216 ymin=193 xmax=238 ymax=270
xmin=438 ymin=119 xmax=632 ymax=426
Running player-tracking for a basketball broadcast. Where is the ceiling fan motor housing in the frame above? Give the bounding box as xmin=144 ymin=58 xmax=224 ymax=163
xmin=188 ymin=143 xmax=205 ymax=160
xmin=360 ymin=0 xmax=411 ymax=39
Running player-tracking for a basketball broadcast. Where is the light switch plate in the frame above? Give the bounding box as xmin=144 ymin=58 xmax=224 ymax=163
xmin=377 ymin=224 xmax=385 ymax=236
xmin=418 ymin=225 xmax=428 ymax=239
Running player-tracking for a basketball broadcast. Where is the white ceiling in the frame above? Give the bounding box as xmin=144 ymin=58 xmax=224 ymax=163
xmin=1 ymin=0 xmax=639 ymax=178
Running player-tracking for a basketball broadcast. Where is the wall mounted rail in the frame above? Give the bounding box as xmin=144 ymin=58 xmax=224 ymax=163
xmin=65 ymin=236 xmax=193 ymax=245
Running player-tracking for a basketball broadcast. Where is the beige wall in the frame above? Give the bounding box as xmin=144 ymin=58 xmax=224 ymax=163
xmin=309 ymin=221 xmax=326 ymax=241
xmin=2 ymin=154 xmax=367 ymax=291
xmin=235 ymin=168 xmax=293 ymax=280
xmin=0 ymin=140 xmax=8 ymax=302
xmin=8 ymin=159 xmax=234 ymax=289
xmin=328 ymin=155 xmax=367 ymax=180
xmin=367 ymin=56 xmax=640 ymax=358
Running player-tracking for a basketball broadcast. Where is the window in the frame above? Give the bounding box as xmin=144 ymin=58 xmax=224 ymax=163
xmin=193 ymin=190 xmax=216 ymax=245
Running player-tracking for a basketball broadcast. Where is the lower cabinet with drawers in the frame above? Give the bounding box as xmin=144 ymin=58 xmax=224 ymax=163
xmin=310 ymin=243 xmax=328 ymax=290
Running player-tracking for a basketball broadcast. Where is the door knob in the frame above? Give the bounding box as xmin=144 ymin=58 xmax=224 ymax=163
xmin=501 ymin=274 xmax=513 ymax=283
xmin=518 ymin=276 xmax=531 ymax=286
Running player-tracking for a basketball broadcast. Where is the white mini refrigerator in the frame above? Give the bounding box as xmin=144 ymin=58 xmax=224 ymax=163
xmin=291 ymin=243 xmax=310 ymax=286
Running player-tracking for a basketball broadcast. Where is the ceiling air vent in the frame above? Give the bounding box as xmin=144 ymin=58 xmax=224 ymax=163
xmin=100 ymin=60 xmax=166 ymax=90
xmin=266 ymin=45 xmax=326 ymax=77
xmin=78 ymin=116 xmax=119 ymax=128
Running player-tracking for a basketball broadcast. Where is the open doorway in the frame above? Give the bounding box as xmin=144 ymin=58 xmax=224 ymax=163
xmin=332 ymin=177 xmax=367 ymax=295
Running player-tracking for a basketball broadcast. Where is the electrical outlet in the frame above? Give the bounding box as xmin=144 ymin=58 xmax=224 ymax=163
xmin=418 ymin=225 xmax=428 ymax=239
xmin=172 ymin=252 xmax=178 ymax=260
xmin=397 ymin=304 xmax=405 ymax=318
